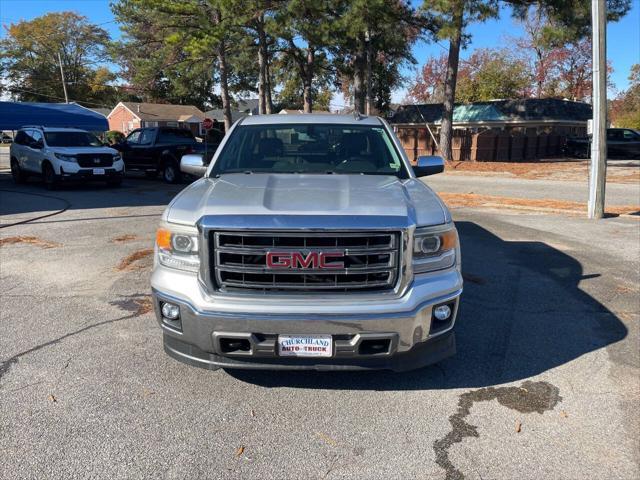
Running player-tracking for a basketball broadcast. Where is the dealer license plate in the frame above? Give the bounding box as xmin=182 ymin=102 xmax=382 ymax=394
xmin=93 ymin=168 xmax=105 ymax=175
xmin=278 ymin=335 xmax=332 ymax=357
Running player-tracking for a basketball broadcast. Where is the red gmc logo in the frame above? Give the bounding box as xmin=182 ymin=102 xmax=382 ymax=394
xmin=266 ymin=251 xmax=344 ymax=269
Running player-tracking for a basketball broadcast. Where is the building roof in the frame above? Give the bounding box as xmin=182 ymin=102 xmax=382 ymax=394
xmin=113 ymin=102 xmax=205 ymax=121
xmin=391 ymin=99 xmax=592 ymax=125
xmin=241 ymin=113 xmax=382 ymax=126
xmin=0 ymin=102 xmax=109 ymax=131
xmin=278 ymin=109 xmax=333 ymax=115
xmin=87 ymin=107 xmax=111 ymax=117
xmin=236 ymin=98 xmax=259 ymax=114
xmin=205 ymin=109 xmax=249 ymax=123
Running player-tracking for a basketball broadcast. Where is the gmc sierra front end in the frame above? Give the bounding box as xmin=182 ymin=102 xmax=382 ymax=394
xmin=151 ymin=114 xmax=462 ymax=371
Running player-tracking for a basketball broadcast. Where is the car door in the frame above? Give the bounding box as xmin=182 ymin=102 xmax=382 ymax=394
xmin=606 ymin=129 xmax=624 ymax=158
xmin=121 ymin=129 xmax=143 ymax=168
xmin=621 ymin=130 xmax=640 ymax=159
xmin=26 ymin=129 xmax=46 ymax=173
xmin=136 ymin=128 xmax=157 ymax=170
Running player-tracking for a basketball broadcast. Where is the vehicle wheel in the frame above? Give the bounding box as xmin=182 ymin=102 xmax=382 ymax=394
xmin=43 ymin=163 xmax=59 ymax=190
xmin=10 ymin=159 xmax=26 ymax=184
xmin=162 ymin=161 xmax=181 ymax=184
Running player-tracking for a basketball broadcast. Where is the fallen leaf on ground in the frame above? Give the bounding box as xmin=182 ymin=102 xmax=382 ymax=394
xmin=116 ymin=248 xmax=153 ymax=271
xmin=560 ymin=410 xmax=568 ymax=418
xmin=143 ymin=388 xmax=155 ymax=396
xmin=235 ymin=446 xmax=245 ymax=457
xmin=48 ymin=394 xmax=57 ymax=403
xmin=315 ymin=432 xmax=338 ymax=446
xmin=0 ymin=236 xmax=61 ymax=249
xmin=250 ymin=409 xmax=255 ymax=417
xmin=111 ymin=234 xmax=139 ymax=244
xmin=515 ymin=420 xmax=522 ymax=433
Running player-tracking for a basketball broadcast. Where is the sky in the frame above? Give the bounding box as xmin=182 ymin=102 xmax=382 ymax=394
xmin=1 ymin=0 xmax=639 ymax=105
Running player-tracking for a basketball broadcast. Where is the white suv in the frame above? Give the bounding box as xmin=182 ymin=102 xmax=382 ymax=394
xmin=10 ymin=126 xmax=125 ymax=188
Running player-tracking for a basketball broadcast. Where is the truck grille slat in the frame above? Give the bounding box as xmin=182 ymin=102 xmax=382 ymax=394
xmin=211 ymin=231 xmax=400 ymax=292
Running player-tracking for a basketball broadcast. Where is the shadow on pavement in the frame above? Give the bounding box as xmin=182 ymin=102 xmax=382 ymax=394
xmin=0 ymin=171 xmax=187 ymax=218
xmin=228 ymin=221 xmax=628 ymax=390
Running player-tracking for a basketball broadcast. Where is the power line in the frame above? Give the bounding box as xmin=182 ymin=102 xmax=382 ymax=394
xmin=6 ymin=86 xmax=114 ymax=108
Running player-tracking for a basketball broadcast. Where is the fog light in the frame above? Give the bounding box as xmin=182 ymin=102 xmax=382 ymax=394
xmin=433 ymin=304 xmax=452 ymax=321
xmin=161 ymin=302 xmax=180 ymax=320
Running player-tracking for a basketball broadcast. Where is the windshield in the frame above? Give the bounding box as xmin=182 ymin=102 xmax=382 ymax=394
xmin=45 ymin=131 xmax=103 ymax=147
xmin=210 ymin=123 xmax=408 ymax=178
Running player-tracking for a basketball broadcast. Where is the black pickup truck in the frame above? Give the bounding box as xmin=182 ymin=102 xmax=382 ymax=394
xmin=564 ymin=128 xmax=640 ymax=159
xmin=113 ymin=127 xmax=207 ymax=183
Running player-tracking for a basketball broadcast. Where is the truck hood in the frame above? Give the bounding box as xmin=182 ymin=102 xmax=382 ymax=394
xmin=47 ymin=146 xmax=119 ymax=155
xmin=166 ymin=173 xmax=450 ymax=227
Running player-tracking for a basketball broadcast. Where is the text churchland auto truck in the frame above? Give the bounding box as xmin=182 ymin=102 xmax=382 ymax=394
xmin=152 ymin=114 xmax=462 ymax=371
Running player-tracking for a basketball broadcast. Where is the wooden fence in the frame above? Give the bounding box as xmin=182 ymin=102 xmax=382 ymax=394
xmin=396 ymin=127 xmax=567 ymax=163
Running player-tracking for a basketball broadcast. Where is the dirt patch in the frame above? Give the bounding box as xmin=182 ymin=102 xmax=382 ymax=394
xmin=116 ymin=248 xmax=153 ymax=271
xmin=0 ymin=236 xmax=61 ymax=249
xmin=434 ymin=381 xmax=562 ymax=480
xmin=110 ymin=234 xmax=139 ymax=244
xmin=439 ymin=192 xmax=640 ymax=217
xmin=110 ymin=294 xmax=154 ymax=316
xmin=445 ymin=160 xmax=640 ymax=184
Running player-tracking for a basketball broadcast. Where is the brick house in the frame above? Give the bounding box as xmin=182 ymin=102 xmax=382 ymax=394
xmin=107 ymin=102 xmax=206 ymax=136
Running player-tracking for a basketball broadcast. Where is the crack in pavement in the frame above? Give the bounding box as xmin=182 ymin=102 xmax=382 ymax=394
xmin=0 ymin=311 xmax=142 ymax=385
xmin=433 ymin=381 xmax=562 ymax=480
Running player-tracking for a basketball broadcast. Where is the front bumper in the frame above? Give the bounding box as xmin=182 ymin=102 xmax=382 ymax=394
xmin=58 ymin=168 xmax=124 ymax=181
xmin=56 ymin=159 xmax=125 ymax=181
xmin=151 ymin=266 xmax=462 ymax=371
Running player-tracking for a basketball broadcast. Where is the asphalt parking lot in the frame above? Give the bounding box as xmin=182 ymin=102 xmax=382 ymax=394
xmin=1 ymin=162 xmax=639 ymax=479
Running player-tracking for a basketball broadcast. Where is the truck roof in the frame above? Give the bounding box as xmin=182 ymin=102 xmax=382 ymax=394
xmin=239 ymin=114 xmax=384 ymax=127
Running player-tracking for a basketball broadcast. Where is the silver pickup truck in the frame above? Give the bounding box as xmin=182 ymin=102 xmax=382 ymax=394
xmin=152 ymin=114 xmax=462 ymax=371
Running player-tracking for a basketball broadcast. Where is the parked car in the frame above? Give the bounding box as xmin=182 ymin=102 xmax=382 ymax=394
xmin=2 ymin=132 xmax=13 ymax=144
xmin=154 ymin=114 xmax=462 ymax=371
xmin=564 ymin=128 xmax=640 ymax=159
xmin=112 ymin=127 xmax=206 ymax=183
xmin=10 ymin=126 xmax=124 ymax=189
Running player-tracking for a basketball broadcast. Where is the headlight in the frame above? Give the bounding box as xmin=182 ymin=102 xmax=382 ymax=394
xmin=412 ymin=225 xmax=458 ymax=274
xmin=156 ymin=227 xmax=199 ymax=272
xmin=112 ymin=154 xmax=122 ymax=161
xmin=54 ymin=153 xmax=77 ymax=163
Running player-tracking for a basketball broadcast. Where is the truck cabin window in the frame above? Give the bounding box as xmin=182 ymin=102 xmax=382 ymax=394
xmin=211 ymin=124 xmax=408 ymax=178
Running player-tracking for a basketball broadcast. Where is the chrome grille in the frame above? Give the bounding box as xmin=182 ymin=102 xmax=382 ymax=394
xmin=211 ymin=231 xmax=400 ymax=292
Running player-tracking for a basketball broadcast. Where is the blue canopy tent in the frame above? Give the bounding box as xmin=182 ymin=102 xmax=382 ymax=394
xmin=0 ymin=102 xmax=109 ymax=131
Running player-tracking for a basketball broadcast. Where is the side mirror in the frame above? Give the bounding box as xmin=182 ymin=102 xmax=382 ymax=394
xmin=180 ymin=153 xmax=207 ymax=177
xmin=31 ymin=140 xmax=44 ymax=149
xmin=413 ymin=155 xmax=444 ymax=177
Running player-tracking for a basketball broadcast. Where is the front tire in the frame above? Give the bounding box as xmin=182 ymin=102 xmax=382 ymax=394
xmin=11 ymin=159 xmax=26 ymax=184
xmin=162 ymin=160 xmax=181 ymax=184
xmin=43 ymin=163 xmax=59 ymax=190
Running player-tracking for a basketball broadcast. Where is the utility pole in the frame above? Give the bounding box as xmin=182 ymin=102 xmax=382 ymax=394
xmin=365 ymin=29 xmax=372 ymax=116
xmin=57 ymin=52 xmax=69 ymax=103
xmin=588 ymin=0 xmax=607 ymax=219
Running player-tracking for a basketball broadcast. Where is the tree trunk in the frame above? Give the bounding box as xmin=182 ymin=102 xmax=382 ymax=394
xmin=212 ymin=8 xmax=232 ymax=130
xmin=257 ymin=15 xmax=267 ymax=115
xmin=303 ymin=48 xmax=314 ymax=113
xmin=439 ymin=8 xmax=463 ymax=162
xmin=353 ymin=36 xmax=366 ymax=113
xmin=217 ymin=40 xmax=232 ymax=131
xmin=265 ymin=57 xmax=273 ymax=114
